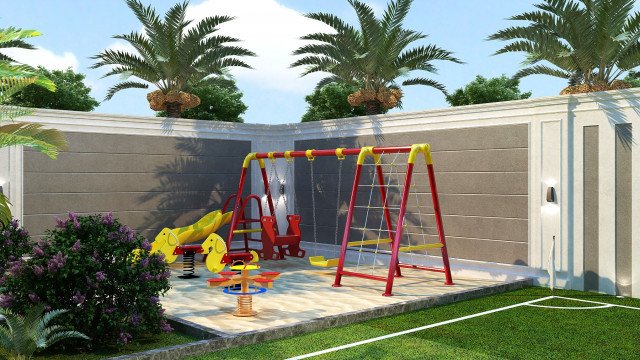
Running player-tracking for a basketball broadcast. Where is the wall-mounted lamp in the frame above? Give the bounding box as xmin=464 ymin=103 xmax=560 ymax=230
xmin=546 ymin=186 xmax=557 ymax=203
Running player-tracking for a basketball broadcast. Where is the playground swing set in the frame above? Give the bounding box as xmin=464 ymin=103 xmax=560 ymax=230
xmin=151 ymin=144 xmax=453 ymax=309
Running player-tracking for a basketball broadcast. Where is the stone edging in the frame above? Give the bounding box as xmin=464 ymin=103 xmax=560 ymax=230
xmin=109 ymin=278 xmax=533 ymax=360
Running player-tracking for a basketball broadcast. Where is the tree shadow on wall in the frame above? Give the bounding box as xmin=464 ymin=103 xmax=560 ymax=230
xmin=137 ymin=137 xmax=241 ymax=236
xmin=570 ymin=89 xmax=640 ymax=149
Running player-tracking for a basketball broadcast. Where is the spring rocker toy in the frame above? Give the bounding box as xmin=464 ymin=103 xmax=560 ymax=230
xmin=204 ymin=236 xmax=281 ymax=317
xmin=150 ymin=210 xmax=233 ymax=278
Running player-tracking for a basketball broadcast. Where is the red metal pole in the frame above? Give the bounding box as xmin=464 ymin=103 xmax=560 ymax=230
xmin=427 ymin=163 xmax=454 ymax=285
xmin=374 ymin=163 xmax=401 ymax=277
xmin=226 ymin=167 xmax=248 ymax=249
xmin=333 ymin=163 xmax=364 ymax=287
xmin=383 ymin=163 xmax=415 ymax=296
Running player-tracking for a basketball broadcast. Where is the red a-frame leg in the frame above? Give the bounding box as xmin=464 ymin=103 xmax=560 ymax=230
xmin=333 ymin=162 xmax=364 ymax=287
xmin=427 ymin=163 xmax=453 ymax=285
xmin=383 ymin=162 xmax=415 ymax=296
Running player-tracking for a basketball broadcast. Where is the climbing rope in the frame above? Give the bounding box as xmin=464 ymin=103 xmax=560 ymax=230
xmin=307 ymin=150 xmax=319 ymax=253
xmin=333 ymin=159 xmax=344 ymax=248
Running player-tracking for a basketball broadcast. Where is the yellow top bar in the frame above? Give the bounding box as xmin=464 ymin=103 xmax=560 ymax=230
xmin=407 ymin=143 xmax=433 ymax=165
xmin=356 ymin=146 xmax=380 ymax=165
xmin=242 ymin=152 xmax=265 ymax=169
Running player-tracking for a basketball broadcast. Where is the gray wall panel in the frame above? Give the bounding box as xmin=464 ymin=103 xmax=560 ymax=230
xmin=53 ymin=132 xmax=250 ymax=155
xmin=24 ymin=152 xmax=243 ymax=173
xmin=584 ymin=126 xmax=600 ymax=292
xmin=25 ymin=173 xmax=240 ymax=193
xmin=615 ymin=124 xmax=632 ymax=296
xmin=23 ymin=132 xmax=250 ymax=238
xmin=295 ymin=124 xmax=529 ymax=265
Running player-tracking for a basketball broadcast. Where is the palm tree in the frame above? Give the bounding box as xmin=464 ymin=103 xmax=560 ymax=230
xmin=488 ymin=0 xmax=640 ymax=94
xmin=0 ymin=306 xmax=89 ymax=359
xmin=291 ymin=0 xmax=462 ymax=115
xmin=0 ymin=29 xmax=68 ymax=226
xmin=91 ymin=0 xmax=255 ymax=118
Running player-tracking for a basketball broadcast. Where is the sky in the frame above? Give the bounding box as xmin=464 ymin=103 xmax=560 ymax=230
xmin=0 ymin=0 xmax=615 ymax=124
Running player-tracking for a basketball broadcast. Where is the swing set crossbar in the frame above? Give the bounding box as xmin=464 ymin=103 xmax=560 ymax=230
xmin=247 ymin=145 xmax=415 ymax=162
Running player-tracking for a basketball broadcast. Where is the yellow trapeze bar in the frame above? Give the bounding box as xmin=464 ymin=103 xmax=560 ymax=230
xmin=398 ymin=243 xmax=444 ymax=252
xmin=347 ymin=238 xmax=392 ymax=247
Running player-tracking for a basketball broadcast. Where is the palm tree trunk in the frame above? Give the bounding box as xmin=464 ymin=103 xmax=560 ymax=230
xmin=165 ymin=102 xmax=182 ymax=118
xmin=364 ymin=100 xmax=383 ymax=115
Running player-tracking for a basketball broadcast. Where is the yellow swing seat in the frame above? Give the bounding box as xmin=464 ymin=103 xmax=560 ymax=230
xmin=309 ymin=256 xmax=339 ymax=267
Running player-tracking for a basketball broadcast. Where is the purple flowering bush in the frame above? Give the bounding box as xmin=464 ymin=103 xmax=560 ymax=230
xmin=0 ymin=219 xmax=30 ymax=279
xmin=1 ymin=212 xmax=171 ymax=346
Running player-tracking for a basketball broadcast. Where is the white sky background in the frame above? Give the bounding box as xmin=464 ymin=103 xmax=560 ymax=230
xmin=3 ymin=46 xmax=79 ymax=71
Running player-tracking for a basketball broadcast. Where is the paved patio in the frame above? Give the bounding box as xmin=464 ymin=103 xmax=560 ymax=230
xmin=162 ymin=257 xmax=510 ymax=335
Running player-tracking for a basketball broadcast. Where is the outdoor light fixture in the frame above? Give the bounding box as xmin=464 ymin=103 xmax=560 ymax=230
xmin=546 ymin=186 xmax=557 ymax=203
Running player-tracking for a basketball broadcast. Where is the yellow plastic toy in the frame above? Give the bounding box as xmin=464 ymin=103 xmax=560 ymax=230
xmin=151 ymin=210 xmax=233 ymax=264
xmin=200 ymin=234 xmax=259 ymax=273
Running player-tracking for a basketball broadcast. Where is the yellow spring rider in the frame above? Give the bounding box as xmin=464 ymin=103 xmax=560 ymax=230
xmin=150 ymin=210 xmax=248 ymax=277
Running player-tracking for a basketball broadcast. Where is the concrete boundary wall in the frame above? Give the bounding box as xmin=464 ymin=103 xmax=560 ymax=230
xmin=1 ymin=88 xmax=639 ymax=297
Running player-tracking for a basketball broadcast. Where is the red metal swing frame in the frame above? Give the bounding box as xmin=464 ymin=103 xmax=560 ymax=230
xmin=227 ymin=144 xmax=453 ymax=296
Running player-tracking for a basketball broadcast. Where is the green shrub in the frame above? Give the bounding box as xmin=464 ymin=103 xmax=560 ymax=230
xmin=0 ymin=212 xmax=172 ymax=346
xmin=0 ymin=219 xmax=30 ymax=277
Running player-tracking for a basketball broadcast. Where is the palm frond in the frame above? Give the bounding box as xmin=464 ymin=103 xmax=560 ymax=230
xmin=0 ymin=122 xmax=68 ymax=158
xmin=514 ymin=64 xmax=572 ymax=79
xmin=0 ymin=307 xmax=89 ymax=357
xmin=45 ymin=331 xmax=89 ymax=348
xmin=0 ymin=192 xmax=11 ymax=229
xmin=0 ymin=62 xmax=56 ymax=97
xmin=104 ymin=81 xmax=149 ymax=100
xmin=402 ymin=77 xmax=448 ymax=94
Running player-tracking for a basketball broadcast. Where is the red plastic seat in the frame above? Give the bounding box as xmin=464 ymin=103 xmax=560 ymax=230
xmin=218 ymin=271 xmax=237 ymax=276
xmin=260 ymin=271 xmax=280 ymax=277
xmin=173 ymin=245 xmax=204 ymax=255
xmin=253 ymin=277 xmax=273 ymax=284
xmin=207 ymin=277 xmax=230 ymax=284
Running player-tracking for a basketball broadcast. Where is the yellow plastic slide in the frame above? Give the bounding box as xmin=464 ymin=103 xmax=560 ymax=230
xmin=151 ymin=210 xmax=233 ymax=264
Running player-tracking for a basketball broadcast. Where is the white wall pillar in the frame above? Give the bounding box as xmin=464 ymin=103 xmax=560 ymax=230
xmin=0 ymin=146 xmax=23 ymax=223
xmin=538 ymin=120 xmax=563 ymax=287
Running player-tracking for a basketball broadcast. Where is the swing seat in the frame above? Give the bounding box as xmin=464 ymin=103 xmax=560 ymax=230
xmin=309 ymin=256 xmax=339 ymax=267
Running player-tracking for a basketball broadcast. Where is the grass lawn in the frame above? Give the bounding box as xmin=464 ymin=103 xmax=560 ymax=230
xmin=188 ymin=287 xmax=640 ymax=360
xmin=28 ymin=331 xmax=195 ymax=360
